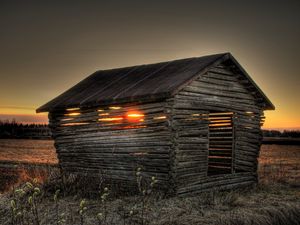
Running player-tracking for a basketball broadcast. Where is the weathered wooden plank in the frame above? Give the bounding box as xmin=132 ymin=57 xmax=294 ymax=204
xmin=173 ymin=100 xmax=261 ymax=114
xmin=177 ymin=173 xmax=255 ymax=194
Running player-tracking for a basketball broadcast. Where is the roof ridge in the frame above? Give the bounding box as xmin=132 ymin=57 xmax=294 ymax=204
xmin=93 ymin=53 xmax=228 ymax=73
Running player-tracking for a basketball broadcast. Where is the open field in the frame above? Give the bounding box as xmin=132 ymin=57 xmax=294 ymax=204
xmin=0 ymin=139 xmax=57 ymax=193
xmin=258 ymin=144 xmax=300 ymax=185
xmin=0 ymin=139 xmax=57 ymax=164
xmin=0 ymin=139 xmax=299 ymax=187
xmin=0 ymin=139 xmax=299 ymax=224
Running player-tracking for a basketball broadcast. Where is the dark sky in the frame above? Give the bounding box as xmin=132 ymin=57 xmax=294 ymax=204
xmin=0 ymin=0 xmax=299 ymax=128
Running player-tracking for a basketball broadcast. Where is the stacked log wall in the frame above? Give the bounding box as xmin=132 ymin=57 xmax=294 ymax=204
xmin=49 ymin=101 xmax=172 ymax=189
xmin=167 ymin=98 xmax=210 ymax=194
xmin=172 ymin=62 xmax=265 ymax=195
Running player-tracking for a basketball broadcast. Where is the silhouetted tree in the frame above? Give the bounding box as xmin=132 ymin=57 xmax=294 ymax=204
xmin=0 ymin=119 xmax=51 ymax=139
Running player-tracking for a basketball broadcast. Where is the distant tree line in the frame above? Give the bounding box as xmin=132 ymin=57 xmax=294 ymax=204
xmin=0 ymin=119 xmax=51 ymax=139
xmin=1 ymin=119 xmax=299 ymax=139
xmin=262 ymin=129 xmax=300 ymax=138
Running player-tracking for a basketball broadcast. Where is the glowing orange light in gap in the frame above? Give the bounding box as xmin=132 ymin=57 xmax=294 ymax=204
xmin=109 ymin=106 xmax=122 ymax=110
xmin=153 ymin=116 xmax=166 ymax=120
xmin=98 ymin=117 xmax=123 ymax=122
xmin=127 ymin=111 xmax=144 ymax=122
xmin=99 ymin=113 xmax=109 ymax=116
xmin=65 ymin=112 xmax=80 ymax=116
xmin=128 ymin=113 xmax=144 ymax=118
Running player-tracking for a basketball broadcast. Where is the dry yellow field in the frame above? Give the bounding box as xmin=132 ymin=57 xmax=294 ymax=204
xmin=0 ymin=139 xmax=57 ymax=164
xmin=0 ymin=139 xmax=299 ymax=186
xmin=259 ymin=144 xmax=300 ymax=185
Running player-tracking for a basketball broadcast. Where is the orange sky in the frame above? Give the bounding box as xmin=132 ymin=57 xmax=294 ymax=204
xmin=0 ymin=1 xmax=299 ymax=130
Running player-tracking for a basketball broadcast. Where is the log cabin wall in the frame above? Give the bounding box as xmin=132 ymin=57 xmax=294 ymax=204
xmin=38 ymin=53 xmax=274 ymax=196
xmin=171 ymin=62 xmax=265 ymax=196
xmin=48 ymin=101 xmax=173 ymax=189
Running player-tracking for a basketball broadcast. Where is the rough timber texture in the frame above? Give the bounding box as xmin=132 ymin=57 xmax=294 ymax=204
xmin=49 ymin=101 xmax=173 ymax=189
xmin=171 ymin=61 xmax=265 ymax=195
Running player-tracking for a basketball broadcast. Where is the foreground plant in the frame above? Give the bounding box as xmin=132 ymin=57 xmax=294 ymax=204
xmin=10 ymin=180 xmax=42 ymax=225
xmin=10 ymin=199 xmax=20 ymax=225
xmin=96 ymin=212 xmax=102 ymax=225
xmin=28 ymin=183 xmax=41 ymax=225
xmin=96 ymin=186 xmax=110 ymax=225
xmin=11 ymin=187 xmax=26 ymax=225
xmin=135 ymin=167 xmax=158 ymax=225
xmin=53 ymin=189 xmax=66 ymax=225
xmin=79 ymin=199 xmax=87 ymax=225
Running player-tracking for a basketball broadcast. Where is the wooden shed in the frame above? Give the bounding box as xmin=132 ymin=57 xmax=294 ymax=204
xmin=37 ymin=53 xmax=274 ymax=195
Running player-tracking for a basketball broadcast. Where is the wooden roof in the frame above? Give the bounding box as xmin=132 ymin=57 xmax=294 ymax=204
xmin=37 ymin=53 xmax=274 ymax=112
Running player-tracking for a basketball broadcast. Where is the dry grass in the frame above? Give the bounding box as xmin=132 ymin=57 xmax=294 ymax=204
xmin=0 ymin=169 xmax=300 ymax=225
xmin=258 ymin=145 xmax=300 ymax=186
xmin=0 ymin=142 xmax=299 ymax=224
xmin=0 ymin=139 xmax=57 ymax=164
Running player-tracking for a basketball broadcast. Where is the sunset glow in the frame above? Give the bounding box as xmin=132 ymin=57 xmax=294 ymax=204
xmin=263 ymin=110 xmax=300 ymax=130
xmin=1 ymin=107 xmax=299 ymax=130
xmin=127 ymin=113 xmax=144 ymax=118
xmin=1 ymin=2 xmax=300 ymax=223
xmin=126 ymin=111 xmax=145 ymax=122
xmin=0 ymin=1 xmax=299 ymax=130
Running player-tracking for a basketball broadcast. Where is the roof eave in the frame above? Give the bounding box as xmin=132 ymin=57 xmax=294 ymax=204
xmin=36 ymin=92 xmax=172 ymax=113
